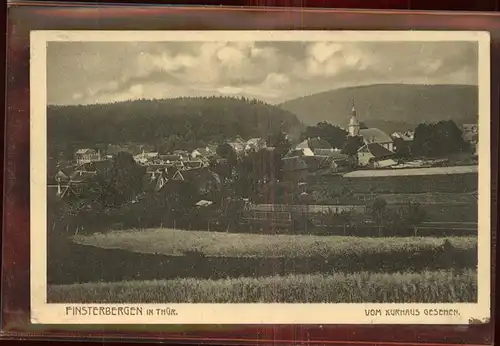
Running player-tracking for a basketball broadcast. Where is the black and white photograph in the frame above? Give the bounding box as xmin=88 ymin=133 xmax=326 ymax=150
xmin=30 ymin=30 xmax=490 ymax=324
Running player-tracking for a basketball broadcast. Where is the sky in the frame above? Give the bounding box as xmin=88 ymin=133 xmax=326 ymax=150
xmin=47 ymin=40 xmax=478 ymax=106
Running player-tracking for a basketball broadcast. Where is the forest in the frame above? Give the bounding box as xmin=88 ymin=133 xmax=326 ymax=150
xmin=47 ymin=96 xmax=303 ymax=159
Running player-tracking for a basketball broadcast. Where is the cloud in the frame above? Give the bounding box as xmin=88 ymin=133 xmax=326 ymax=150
xmin=47 ymin=40 xmax=478 ymax=105
xmin=217 ymin=86 xmax=242 ymax=94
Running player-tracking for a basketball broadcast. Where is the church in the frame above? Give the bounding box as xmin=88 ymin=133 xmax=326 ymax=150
xmin=347 ymin=102 xmax=394 ymax=152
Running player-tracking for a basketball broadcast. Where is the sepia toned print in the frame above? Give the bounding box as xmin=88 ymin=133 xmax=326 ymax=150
xmin=30 ymin=30 xmax=490 ymax=324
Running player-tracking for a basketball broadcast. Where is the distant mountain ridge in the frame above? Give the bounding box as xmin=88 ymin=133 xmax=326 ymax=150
xmin=279 ymin=84 xmax=478 ymax=133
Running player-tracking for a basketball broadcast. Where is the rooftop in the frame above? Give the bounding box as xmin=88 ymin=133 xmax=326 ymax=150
xmin=296 ymin=137 xmax=332 ymax=151
xmin=360 ymin=128 xmax=393 ymax=144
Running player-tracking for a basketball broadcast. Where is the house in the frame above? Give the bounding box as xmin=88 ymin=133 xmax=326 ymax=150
xmin=191 ymin=147 xmax=215 ymax=160
xmin=142 ymin=165 xmax=179 ymax=192
xmin=75 ymin=149 xmax=101 ymax=164
xmin=231 ymin=135 xmax=246 ymax=144
xmin=245 ymin=138 xmax=267 ymax=153
xmin=223 ymin=136 xmax=246 ymax=155
xmin=392 ymin=131 xmax=414 ymax=142
xmin=134 ymin=151 xmax=159 ymax=164
xmin=313 ymin=148 xmax=347 ymax=159
xmin=207 ymin=144 xmax=219 ymax=154
xmin=461 ymin=124 xmax=479 ymax=156
xmin=286 ymin=147 xmax=315 ymax=158
xmin=73 ymin=160 xmax=112 ymax=178
xmin=216 ymin=142 xmax=242 ymax=159
xmin=53 ymin=167 xmax=73 ymax=184
xmin=462 ymin=124 xmax=479 ymax=141
xmin=145 ymin=164 xmax=178 ymax=181
xmin=357 ymin=143 xmax=396 ymax=168
xmin=49 ymin=182 xmax=80 ymax=199
xmin=154 ymin=167 xmax=179 ymax=192
xmin=295 ymin=137 xmax=333 ymax=152
xmin=50 ymin=163 xmax=102 ymax=199
xmin=359 ymin=128 xmax=394 ymax=152
xmin=184 ymin=160 xmax=206 ymax=170
xmin=158 ymin=154 xmax=183 ymax=164
xmin=171 ymin=167 xmax=222 ymax=194
xmin=227 ymin=141 xmax=245 ymax=154
xmin=282 ymin=148 xmax=349 ymax=181
xmin=462 ymin=124 xmax=479 ymax=143
xmin=172 ymin=150 xmax=191 ymax=161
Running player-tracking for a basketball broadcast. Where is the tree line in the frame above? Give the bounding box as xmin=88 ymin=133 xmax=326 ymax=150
xmin=47 ymin=96 xmax=303 ymax=160
xmin=300 ymin=119 xmax=473 ymax=160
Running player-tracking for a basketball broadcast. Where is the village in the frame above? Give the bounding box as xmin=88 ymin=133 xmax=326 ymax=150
xmin=47 ymin=102 xmax=479 ymax=238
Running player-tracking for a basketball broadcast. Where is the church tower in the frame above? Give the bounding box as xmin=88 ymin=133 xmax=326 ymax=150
xmin=348 ymin=100 xmax=360 ymax=137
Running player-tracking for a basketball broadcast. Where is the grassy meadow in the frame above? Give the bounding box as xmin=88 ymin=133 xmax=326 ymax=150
xmin=72 ymin=228 xmax=477 ymax=258
xmin=48 ymin=269 xmax=477 ymax=303
xmin=50 ymin=229 xmax=478 ymax=303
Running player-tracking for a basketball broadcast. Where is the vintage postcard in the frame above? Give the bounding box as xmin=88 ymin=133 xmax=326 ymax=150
xmin=30 ymin=30 xmax=491 ymax=324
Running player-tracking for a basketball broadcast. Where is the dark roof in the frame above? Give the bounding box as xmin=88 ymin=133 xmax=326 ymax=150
xmin=174 ymin=167 xmax=221 ymax=185
xmin=285 ymin=148 xmax=309 ymax=158
xmin=70 ymin=171 xmax=97 ymax=183
xmin=147 ymin=164 xmax=172 ymax=171
xmin=159 ymin=154 xmax=181 ymax=162
xmin=363 ymin=143 xmax=394 ymax=159
xmin=282 ymin=157 xmax=308 ymax=171
xmin=193 ymin=148 xmax=212 ymax=156
xmin=173 ymin=150 xmax=190 ymax=155
xmin=296 ymin=137 xmax=332 ymax=151
xmin=360 ymin=128 xmax=393 ymax=144
xmin=185 ymin=161 xmax=204 ymax=169
xmin=75 ymin=160 xmax=112 ymax=174
xmin=302 ymin=156 xmax=338 ymax=171
xmin=283 ymin=155 xmax=345 ymax=173
xmin=93 ymin=160 xmax=113 ymax=173
xmin=75 ymin=148 xmax=96 ymax=155
xmin=55 ymin=167 xmax=73 ymax=179
xmin=164 ymin=166 xmax=179 ymax=179
xmin=146 ymin=164 xmax=178 ymax=177
xmin=228 ymin=142 xmax=245 ymax=152
xmin=313 ymin=149 xmax=348 ymax=160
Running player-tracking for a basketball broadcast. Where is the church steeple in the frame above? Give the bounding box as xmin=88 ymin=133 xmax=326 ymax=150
xmin=348 ymin=100 xmax=360 ymax=137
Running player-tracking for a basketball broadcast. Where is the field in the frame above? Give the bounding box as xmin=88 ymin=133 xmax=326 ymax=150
xmin=72 ymin=228 xmax=476 ymax=258
xmin=312 ymin=172 xmax=477 ymax=194
xmin=53 ymin=228 xmax=478 ymax=304
xmin=48 ymin=269 xmax=477 ymax=303
xmin=343 ymin=166 xmax=477 ymax=178
xmin=49 ymin=163 xmax=480 ymax=305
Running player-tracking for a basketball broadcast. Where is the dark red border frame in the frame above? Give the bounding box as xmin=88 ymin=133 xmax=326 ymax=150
xmin=2 ymin=3 xmax=499 ymax=345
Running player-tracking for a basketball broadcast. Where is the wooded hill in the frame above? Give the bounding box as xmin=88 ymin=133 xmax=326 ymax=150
xmin=279 ymin=84 xmax=478 ymax=133
xmin=47 ymin=96 xmax=303 ymax=156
